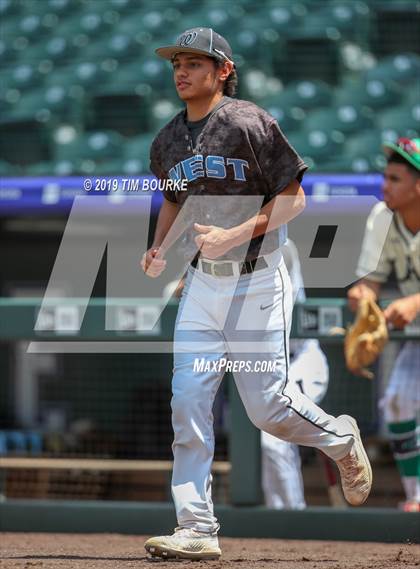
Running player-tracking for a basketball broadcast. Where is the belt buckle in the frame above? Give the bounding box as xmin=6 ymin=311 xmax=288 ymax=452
xmin=213 ymin=262 xmax=234 ymax=277
xmin=200 ymin=259 xmax=237 ymax=277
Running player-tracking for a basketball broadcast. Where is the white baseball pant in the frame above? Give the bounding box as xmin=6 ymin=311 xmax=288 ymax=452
xmin=171 ymin=253 xmax=354 ymax=533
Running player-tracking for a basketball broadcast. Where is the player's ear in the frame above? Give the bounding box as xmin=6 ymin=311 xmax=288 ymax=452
xmin=218 ymin=61 xmax=234 ymax=82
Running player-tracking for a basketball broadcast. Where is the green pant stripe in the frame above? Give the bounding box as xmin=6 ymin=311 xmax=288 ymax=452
xmin=395 ymin=455 xmax=419 ymax=477
xmin=388 ymin=419 xmax=416 ymax=435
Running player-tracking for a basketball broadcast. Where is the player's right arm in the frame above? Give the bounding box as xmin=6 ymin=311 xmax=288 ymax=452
xmin=141 ymin=199 xmax=181 ymax=277
xmin=348 ymin=279 xmax=381 ymax=312
xmin=347 ymin=202 xmax=392 ymax=311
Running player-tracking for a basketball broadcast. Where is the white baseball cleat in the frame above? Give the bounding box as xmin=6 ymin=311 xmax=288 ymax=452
xmin=144 ymin=526 xmax=222 ymax=560
xmin=336 ymin=415 xmax=372 ymax=506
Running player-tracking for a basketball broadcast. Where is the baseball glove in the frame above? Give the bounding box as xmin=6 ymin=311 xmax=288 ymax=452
xmin=344 ymin=298 xmax=388 ymax=379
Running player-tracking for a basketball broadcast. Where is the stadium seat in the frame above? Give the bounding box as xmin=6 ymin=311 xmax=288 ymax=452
xmin=93 ymin=159 xmax=126 ymax=175
xmin=0 ymin=159 xmax=21 ymax=176
xmin=378 ymin=105 xmax=420 ymax=142
xmin=124 ymin=133 xmax=154 ymax=159
xmin=150 ymin=99 xmax=181 ymax=132
xmin=365 ymin=53 xmax=420 ymax=85
xmin=0 ymin=0 xmax=21 ymax=18
xmin=306 ymin=105 xmax=375 ymax=135
xmin=260 ymin=95 xmax=305 ymax=133
xmin=275 ymin=80 xmax=333 ymax=111
xmin=24 ymin=161 xmax=57 ymax=176
xmin=260 ymin=2 xmax=304 ymax=34
xmin=54 ymin=130 xmax=125 ymax=163
xmin=344 ymin=131 xmax=385 ymax=173
xmin=336 ymin=78 xmax=403 ymax=110
xmin=6 ymin=63 xmax=42 ymax=91
xmin=287 ymin=127 xmax=345 ymax=165
xmin=47 ymin=0 xmax=80 ymax=16
xmin=239 ymin=68 xmax=282 ymax=102
xmin=18 ymin=13 xmax=44 ymax=39
xmin=312 ymin=1 xmax=371 ymax=44
xmin=43 ymin=35 xmax=77 ymax=63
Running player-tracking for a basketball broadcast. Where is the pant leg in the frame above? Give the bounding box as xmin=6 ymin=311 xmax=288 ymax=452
xmin=227 ymin=259 xmax=354 ymax=461
xmin=261 ymin=431 xmax=306 ymax=509
xmin=380 ymin=341 xmax=420 ymax=502
xmin=171 ymin=268 xmax=226 ymax=533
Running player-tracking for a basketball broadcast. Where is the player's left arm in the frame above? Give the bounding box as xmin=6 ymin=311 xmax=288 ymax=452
xmin=383 ymin=293 xmax=420 ymax=329
xmin=194 ymin=179 xmax=305 ymax=258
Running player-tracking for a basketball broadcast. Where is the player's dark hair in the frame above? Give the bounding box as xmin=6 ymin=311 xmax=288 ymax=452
xmin=214 ymin=60 xmax=238 ymax=97
xmin=387 ymin=151 xmax=420 ymax=178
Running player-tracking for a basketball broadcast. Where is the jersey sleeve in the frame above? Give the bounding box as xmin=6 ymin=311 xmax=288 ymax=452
xmin=256 ymin=119 xmax=308 ymax=200
xmin=149 ymin=136 xmax=177 ymax=203
xmin=356 ymin=203 xmax=393 ymax=282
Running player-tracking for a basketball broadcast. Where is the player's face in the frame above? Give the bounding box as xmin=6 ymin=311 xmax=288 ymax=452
xmin=382 ymin=162 xmax=420 ymax=211
xmin=172 ymin=54 xmax=222 ymax=101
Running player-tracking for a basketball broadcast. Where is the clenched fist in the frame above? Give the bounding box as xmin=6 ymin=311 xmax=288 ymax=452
xmin=140 ymin=247 xmax=167 ymax=278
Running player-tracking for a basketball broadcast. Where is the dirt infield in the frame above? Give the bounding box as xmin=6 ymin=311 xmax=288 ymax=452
xmin=0 ymin=534 xmax=419 ymax=569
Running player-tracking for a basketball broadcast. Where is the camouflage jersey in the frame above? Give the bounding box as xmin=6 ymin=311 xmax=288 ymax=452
xmin=150 ymin=97 xmax=307 ymax=261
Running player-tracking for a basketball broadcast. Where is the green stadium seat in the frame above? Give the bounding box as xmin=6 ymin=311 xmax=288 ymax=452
xmin=124 ymin=133 xmax=154 ymax=158
xmin=0 ymin=0 xmax=21 ymax=18
xmin=287 ymin=127 xmax=345 ymax=165
xmin=8 ymin=63 xmax=43 ymax=91
xmin=47 ymin=0 xmax=81 ymax=16
xmin=121 ymin=157 xmax=148 ymax=175
xmin=275 ymin=80 xmax=333 ymax=111
xmin=336 ymin=78 xmax=403 ymax=110
xmin=239 ymin=68 xmax=281 ymax=101
xmin=260 ymin=95 xmax=305 ymax=133
xmin=150 ymin=99 xmax=181 ymax=132
xmin=92 ymin=159 xmax=126 ymax=175
xmin=18 ymin=14 xmax=45 ymax=39
xmin=83 ymin=34 xmax=139 ymax=61
xmin=25 ymin=161 xmax=57 ymax=176
xmin=366 ymin=53 xmax=420 ymax=85
xmin=0 ymin=159 xmax=21 ymax=176
xmin=108 ymin=0 xmax=138 ymax=15
xmin=44 ymin=36 xmax=76 ymax=62
xmin=306 ymin=105 xmax=375 ymax=135
xmin=261 ymin=3 xmax=304 ymax=34
xmin=378 ymin=105 xmax=420 ymax=142
xmin=313 ymin=1 xmax=371 ymax=44
xmin=344 ymin=131 xmax=385 ymax=173
xmin=54 ymin=130 xmax=124 ymax=163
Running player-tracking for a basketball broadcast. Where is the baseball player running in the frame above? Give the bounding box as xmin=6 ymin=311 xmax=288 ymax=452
xmin=262 ymin=239 xmax=330 ymax=510
xmin=348 ymin=137 xmax=420 ymax=512
xmin=142 ymin=28 xmax=372 ymax=560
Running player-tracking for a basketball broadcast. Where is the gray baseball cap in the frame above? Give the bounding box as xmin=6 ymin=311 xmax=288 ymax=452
xmin=155 ymin=27 xmax=235 ymax=65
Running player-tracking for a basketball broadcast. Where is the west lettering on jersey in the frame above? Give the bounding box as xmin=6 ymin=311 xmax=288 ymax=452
xmin=169 ymin=154 xmax=249 ymax=183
